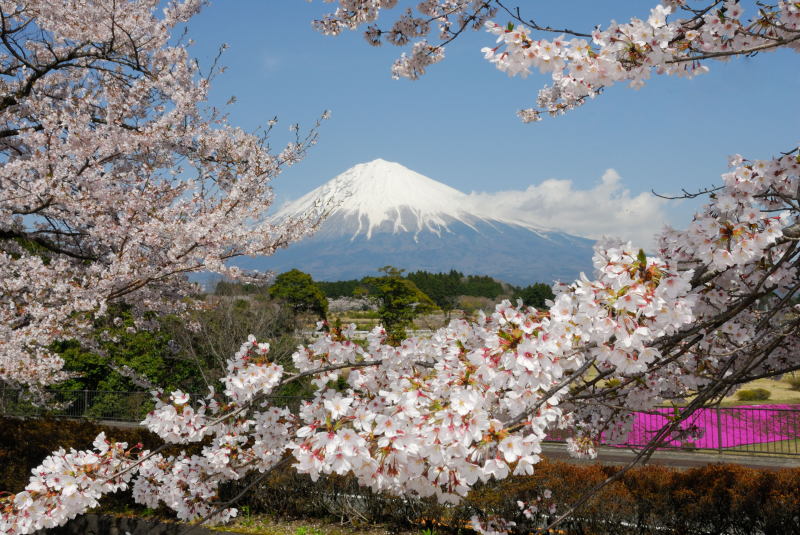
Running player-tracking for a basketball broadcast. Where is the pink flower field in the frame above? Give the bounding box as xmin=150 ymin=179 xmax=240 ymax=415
xmin=623 ymin=405 xmax=800 ymax=449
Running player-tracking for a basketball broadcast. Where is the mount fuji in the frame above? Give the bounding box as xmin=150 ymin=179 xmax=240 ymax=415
xmin=235 ymin=159 xmax=595 ymax=285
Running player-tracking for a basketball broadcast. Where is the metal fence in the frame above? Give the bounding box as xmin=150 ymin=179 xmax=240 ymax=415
xmin=0 ymin=388 xmax=155 ymax=421
xmin=618 ymin=405 xmax=800 ymax=456
xmin=545 ymin=405 xmax=800 ymax=456
xmin=2 ymin=387 xmax=799 ymax=456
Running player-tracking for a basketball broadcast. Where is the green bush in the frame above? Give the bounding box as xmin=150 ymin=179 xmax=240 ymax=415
xmin=736 ymin=388 xmax=772 ymax=401
xmin=785 ymin=375 xmax=800 ymax=391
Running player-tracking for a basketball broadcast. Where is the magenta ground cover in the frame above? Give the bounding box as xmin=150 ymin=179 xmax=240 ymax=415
xmin=619 ymin=404 xmax=800 ymax=449
xmin=543 ymin=405 xmax=800 ymax=449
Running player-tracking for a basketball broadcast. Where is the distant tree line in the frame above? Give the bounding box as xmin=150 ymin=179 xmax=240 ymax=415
xmin=318 ymin=269 xmax=554 ymax=310
xmin=316 ymin=279 xmax=363 ymax=299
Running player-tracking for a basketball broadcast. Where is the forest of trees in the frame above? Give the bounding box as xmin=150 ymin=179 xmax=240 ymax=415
xmin=318 ymin=269 xmax=554 ymax=310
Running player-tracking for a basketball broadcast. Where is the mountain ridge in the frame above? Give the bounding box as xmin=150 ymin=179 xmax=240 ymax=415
xmin=275 ymin=158 xmax=553 ymax=241
xmin=237 ymin=159 xmax=595 ymax=285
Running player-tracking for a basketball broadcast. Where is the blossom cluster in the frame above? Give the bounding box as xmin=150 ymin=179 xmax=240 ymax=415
xmin=483 ymin=2 xmax=800 ymax=120
xmin=141 ymin=390 xmax=212 ymax=444
xmin=0 ymin=434 xmax=138 ymax=534
xmin=2 ymin=336 xmax=295 ymax=533
xmin=315 ymin=2 xmax=800 ymax=120
xmin=0 ymin=0 xmax=326 ymax=389
xmin=222 ymin=336 xmax=284 ymax=403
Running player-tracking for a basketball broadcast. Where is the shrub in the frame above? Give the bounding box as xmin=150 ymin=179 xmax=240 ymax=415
xmin=224 ymin=458 xmax=800 ymax=535
xmin=736 ymin=388 xmax=772 ymax=401
xmin=785 ymin=374 xmax=800 ymax=391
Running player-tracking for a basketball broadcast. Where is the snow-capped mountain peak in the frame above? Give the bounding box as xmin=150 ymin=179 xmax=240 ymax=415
xmin=241 ymin=159 xmax=595 ymax=285
xmin=276 ymin=159 xmax=546 ymax=240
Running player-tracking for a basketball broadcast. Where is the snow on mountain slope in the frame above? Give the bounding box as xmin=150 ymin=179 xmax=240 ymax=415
xmin=275 ymin=159 xmax=552 ymax=240
xmin=236 ymin=159 xmax=596 ymax=285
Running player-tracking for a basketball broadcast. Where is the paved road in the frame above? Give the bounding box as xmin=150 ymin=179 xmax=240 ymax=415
xmin=541 ymin=442 xmax=800 ymax=470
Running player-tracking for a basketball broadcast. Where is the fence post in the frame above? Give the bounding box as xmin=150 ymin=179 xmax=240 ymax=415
xmin=84 ymin=389 xmax=89 ymax=417
xmin=717 ymin=404 xmax=723 ymax=455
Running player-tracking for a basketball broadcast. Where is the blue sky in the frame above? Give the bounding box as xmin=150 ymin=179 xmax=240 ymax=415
xmin=184 ymin=1 xmax=799 ymax=247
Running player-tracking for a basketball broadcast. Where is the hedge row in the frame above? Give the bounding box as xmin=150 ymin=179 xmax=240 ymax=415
xmin=0 ymin=417 xmax=167 ymax=493
xmin=3 ymin=418 xmax=800 ymax=534
xmin=228 ymin=457 xmax=800 ymax=534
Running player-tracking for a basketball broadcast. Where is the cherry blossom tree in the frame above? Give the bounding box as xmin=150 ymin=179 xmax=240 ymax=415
xmin=0 ymin=0 xmax=326 ymax=390
xmin=4 ymin=2 xmax=800 ymax=534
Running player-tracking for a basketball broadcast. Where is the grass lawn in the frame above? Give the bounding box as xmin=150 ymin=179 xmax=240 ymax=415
xmin=719 ymin=376 xmax=800 ymax=406
xmin=725 ymin=436 xmax=800 ymax=455
xmin=588 ymin=372 xmax=800 ymax=408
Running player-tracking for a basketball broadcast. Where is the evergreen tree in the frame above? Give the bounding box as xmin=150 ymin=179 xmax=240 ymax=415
xmin=360 ymin=266 xmax=437 ymax=344
xmin=268 ymin=269 xmax=328 ymax=319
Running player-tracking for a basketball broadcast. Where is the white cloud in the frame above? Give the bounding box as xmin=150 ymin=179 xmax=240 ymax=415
xmin=466 ymin=169 xmax=669 ymax=249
